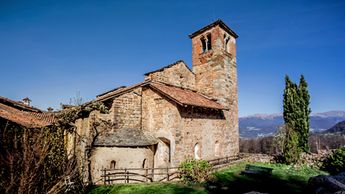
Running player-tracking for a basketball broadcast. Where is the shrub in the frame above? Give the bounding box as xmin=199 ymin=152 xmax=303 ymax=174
xmin=273 ymin=125 xmax=301 ymax=164
xmin=321 ymin=147 xmax=345 ymax=175
xmin=178 ymin=158 xmax=212 ymax=184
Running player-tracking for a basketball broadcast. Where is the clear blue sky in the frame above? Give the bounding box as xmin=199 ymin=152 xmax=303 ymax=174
xmin=0 ymin=0 xmax=344 ymax=116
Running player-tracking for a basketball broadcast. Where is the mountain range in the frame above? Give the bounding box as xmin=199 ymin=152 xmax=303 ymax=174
xmin=239 ymin=111 xmax=345 ymax=138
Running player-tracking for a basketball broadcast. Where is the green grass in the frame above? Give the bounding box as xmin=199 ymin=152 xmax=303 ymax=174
xmin=87 ymin=162 xmax=327 ymax=194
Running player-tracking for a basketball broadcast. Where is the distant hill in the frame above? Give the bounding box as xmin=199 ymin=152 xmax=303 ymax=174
xmin=239 ymin=111 xmax=345 ymax=138
xmin=322 ymin=120 xmax=345 ymax=134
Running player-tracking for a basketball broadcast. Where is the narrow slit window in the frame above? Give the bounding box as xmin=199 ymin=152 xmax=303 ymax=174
xmin=194 ymin=143 xmax=200 ymax=160
xmin=207 ymin=33 xmax=212 ymax=50
xmin=215 ymin=141 xmax=220 ymax=157
xmin=142 ymin=159 xmax=147 ymax=168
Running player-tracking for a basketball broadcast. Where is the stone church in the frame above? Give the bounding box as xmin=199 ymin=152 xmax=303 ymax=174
xmin=66 ymin=19 xmax=239 ymax=184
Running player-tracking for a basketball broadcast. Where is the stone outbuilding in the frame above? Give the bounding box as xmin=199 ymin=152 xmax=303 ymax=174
xmin=68 ymin=19 xmax=240 ymax=184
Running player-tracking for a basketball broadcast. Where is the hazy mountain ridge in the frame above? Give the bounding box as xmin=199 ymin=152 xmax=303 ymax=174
xmin=322 ymin=120 xmax=345 ymax=134
xmin=240 ymin=111 xmax=345 ymax=138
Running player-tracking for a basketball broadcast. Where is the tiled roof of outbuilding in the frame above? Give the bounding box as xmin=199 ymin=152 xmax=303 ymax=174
xmin=0 ymin=96 xmax=42 ymax=112
xmin=0 ymin=102 xmax=55 ymax=128
xmin=148 ymin=82 xmax=226 ymax=110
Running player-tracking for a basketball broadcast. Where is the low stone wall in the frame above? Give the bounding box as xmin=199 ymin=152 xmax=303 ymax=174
xmin=239 ymin=153 xmax=274 ymax=163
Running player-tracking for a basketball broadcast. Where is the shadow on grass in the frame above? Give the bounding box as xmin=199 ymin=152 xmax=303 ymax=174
xmin=87 ymin=182 xmax=206 ymax=194
xmin=206 ymin=172 xmax=309 ymax=194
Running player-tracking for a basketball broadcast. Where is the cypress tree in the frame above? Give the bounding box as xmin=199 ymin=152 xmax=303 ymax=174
xmin=282 ymin=75 xmax=311 ymax=160
xmin=283 ymin=75 xmax=299 ymax=130
xmin=298 ymin=75 xmax=311 ymax=152
xmin=282 ymin=75 xmax=301 ymax=163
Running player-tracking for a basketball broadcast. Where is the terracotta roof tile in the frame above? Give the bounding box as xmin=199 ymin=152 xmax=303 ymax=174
xmin=0 ymin=96 xmax=42 ymax=112
xmin=0 ymin=103 xmax=55 ymax=128
xmin=149 ymin=82 xmax=226 ymax=110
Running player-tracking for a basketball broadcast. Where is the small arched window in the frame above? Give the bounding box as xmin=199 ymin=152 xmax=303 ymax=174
xmin=200 ymin=34 xmax=212 ymax=53
xmin=110 ymin=160 xmax=116 ymax=169
xmin=200 ymin=37 xmax=207 ymax=53
xmin=194 ymin=143 xmax=201 ymax=160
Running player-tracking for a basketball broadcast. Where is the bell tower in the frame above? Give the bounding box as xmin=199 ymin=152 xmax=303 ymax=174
xmin=189 ymin=19 xmax=238 ymax=106
xmin=189 ymin=19 xmax=239 ymax=154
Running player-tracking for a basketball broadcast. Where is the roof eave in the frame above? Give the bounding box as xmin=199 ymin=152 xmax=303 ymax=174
xmin=188 ymin=19 xmax=239 ymax=39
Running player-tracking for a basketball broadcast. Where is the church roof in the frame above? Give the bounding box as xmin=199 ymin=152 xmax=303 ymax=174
xmin=149 ymin=82 xmax=227 ymax=110
xmin=189 ymin=19 xmax=238 ymax=39
xmin=94 ymin=128 xmax=158 ymax=147
xmin=144 ymin=60 xmax=194 ymax=76
xmin=96 ymin=82 xmax=146 ymax=102
xmin=95 ymin=80 xmax=226 ymax=110
xmin=0 ymin=101 xmax=55 ymax=128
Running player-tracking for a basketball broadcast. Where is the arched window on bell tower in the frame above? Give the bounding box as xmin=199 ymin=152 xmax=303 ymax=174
xmin=224 ymin=34 xmax=230 ymax=53
xmin=200 ymin=36 xmax=207 ymax=53
xmin=207 ymin=33 xmax=212 ymax=51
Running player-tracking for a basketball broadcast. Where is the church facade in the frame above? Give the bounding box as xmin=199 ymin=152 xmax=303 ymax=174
xmin=67 ymin=20 xmax=239 ymax=184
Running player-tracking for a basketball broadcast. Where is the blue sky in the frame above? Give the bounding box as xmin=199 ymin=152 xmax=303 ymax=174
xmin=0 ymin=0 xmax=344 ymax=116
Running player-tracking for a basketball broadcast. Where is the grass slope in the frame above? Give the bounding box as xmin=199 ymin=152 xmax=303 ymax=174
xmin=87 ymin=162 xmax=327 ymax=194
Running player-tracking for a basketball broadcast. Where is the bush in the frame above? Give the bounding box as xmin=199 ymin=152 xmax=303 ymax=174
xmin=321 ymin=147 xmax=345 ymax=175
xmin=178 ymin=158 xmax=212 ymax=184
xmin=273 ymin=125 xmax=301 ymax=164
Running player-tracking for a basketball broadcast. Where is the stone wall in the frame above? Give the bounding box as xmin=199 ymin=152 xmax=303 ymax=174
xmin=177 ymin=107 xmax=235 ymax=161
xmin=89 ymin=146 xmax=154 ymax=184
xmin=145 ymin=61 xmax=195 ymax=90
xmin=191 ymin=24 xmax=239 ymax=157
xmin=111 ymin=88 xmax=142 ymax=130
xmin=142 ymin=87 xmax=181 ymax=167
xmin=142 ymin=86 xmax=238 ymax=166
xmin=67 ymin=110 xmax=112 ymax=183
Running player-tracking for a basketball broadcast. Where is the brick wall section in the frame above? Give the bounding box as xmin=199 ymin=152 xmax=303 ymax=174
xmin=145 ymin=61 xmax=195 ymax=90
xmin=111 ymin=88 xmax=142 ymax=130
